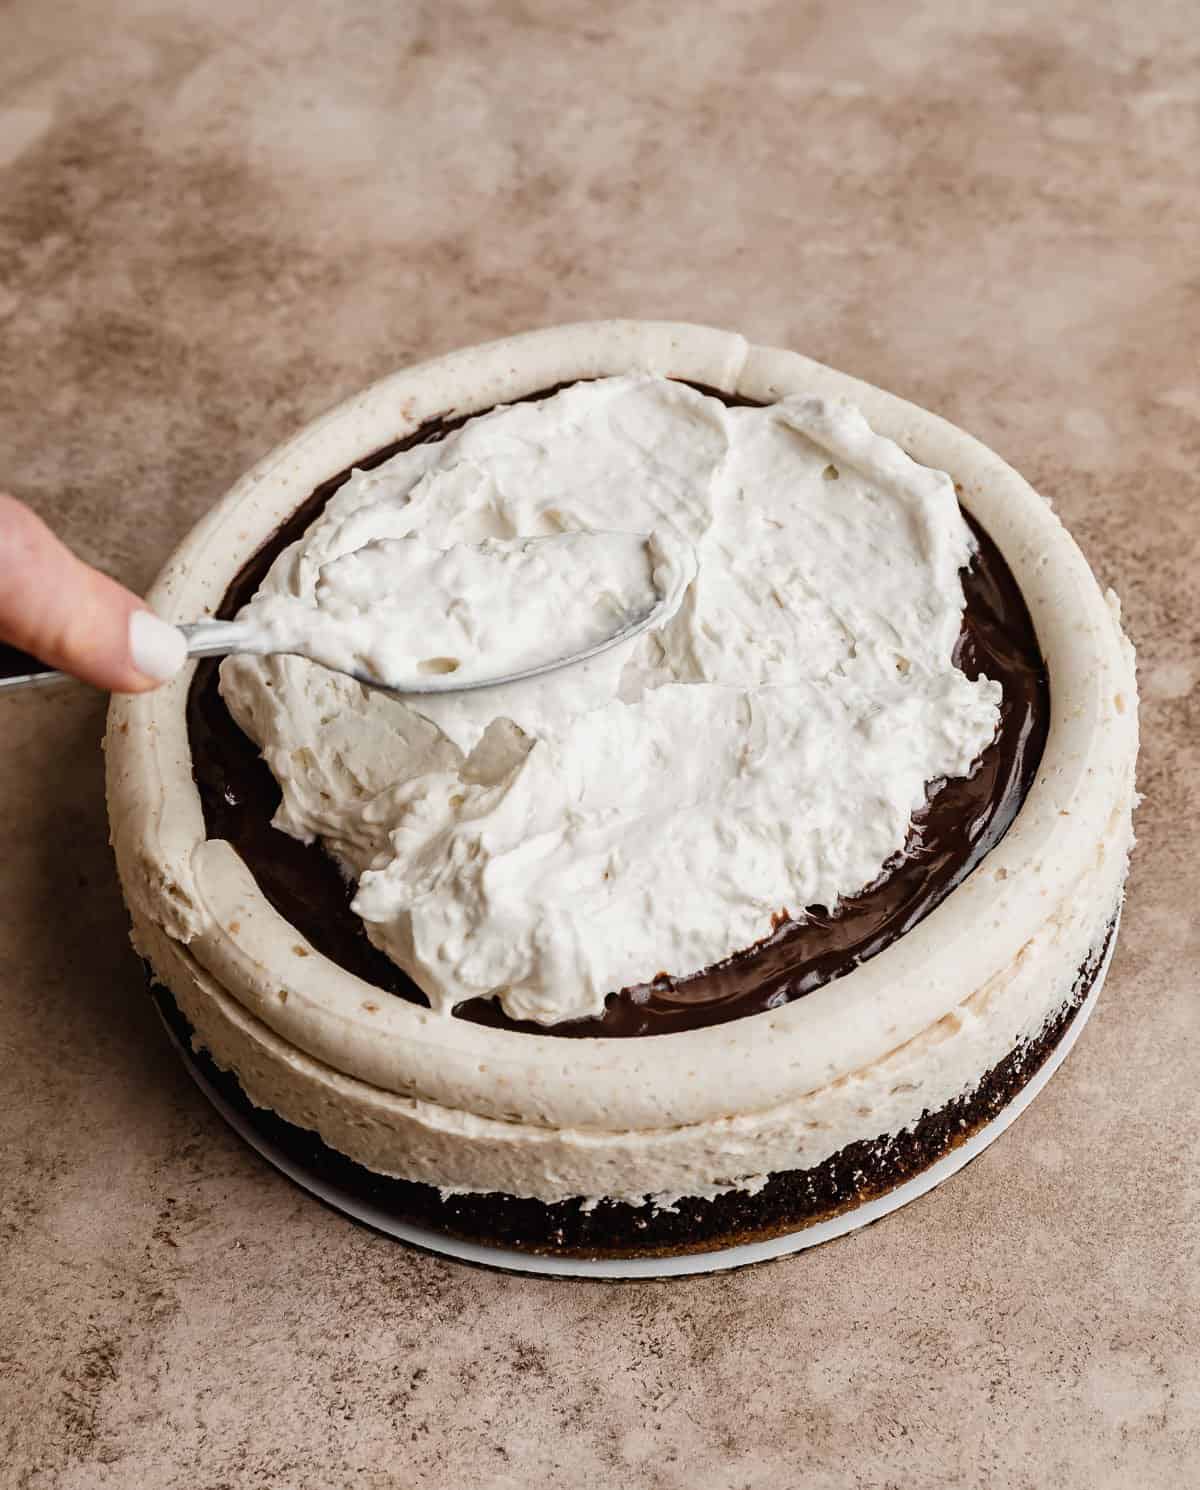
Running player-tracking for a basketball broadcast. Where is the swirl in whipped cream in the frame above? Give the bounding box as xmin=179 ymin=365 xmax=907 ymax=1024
xmin=220 ymin=377 xmax=1002 ymax=1024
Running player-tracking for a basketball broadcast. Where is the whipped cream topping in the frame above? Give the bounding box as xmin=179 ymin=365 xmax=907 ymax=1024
xmin=230 ymin=529 xmax=693 ymax=693
xmin=220 ymin=377 xmax=1002 ymax=1025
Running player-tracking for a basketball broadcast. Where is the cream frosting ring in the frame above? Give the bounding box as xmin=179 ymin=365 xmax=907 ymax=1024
xmin=106 ymin=321 xmax=1138 ymax=1137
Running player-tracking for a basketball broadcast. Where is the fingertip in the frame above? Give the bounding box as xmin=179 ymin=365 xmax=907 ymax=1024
xmin=0 ymin=494 xmax=186 ymax=693
xmin=127 ymin=610 xmax=188 ymax=688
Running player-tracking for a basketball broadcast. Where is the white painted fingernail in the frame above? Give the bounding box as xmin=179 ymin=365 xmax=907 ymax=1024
xmin=129 ymin=610 xmax=187 ymax=682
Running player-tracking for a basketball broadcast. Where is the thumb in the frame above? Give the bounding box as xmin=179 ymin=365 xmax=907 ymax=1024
xmin=0 ymin=493 xmax=186 ymax=692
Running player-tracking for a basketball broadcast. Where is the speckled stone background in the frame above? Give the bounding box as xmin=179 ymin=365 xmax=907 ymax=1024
xmin=2 ymin=2 xmax=1197 ymax=1486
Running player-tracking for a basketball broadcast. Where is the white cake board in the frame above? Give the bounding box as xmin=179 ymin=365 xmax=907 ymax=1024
xmin=164 ymin=927 xmax=1115 ymax=1281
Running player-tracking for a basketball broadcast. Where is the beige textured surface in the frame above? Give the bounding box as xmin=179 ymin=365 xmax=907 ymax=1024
xmin=1 ymin=2 xmax=1196 ymax=1486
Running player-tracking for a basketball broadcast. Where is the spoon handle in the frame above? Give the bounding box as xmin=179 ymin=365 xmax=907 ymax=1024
xmin=0 ymin=643 xmax=61 ymax=690
xmin=0 ymin=620 xmax=253 ymax=693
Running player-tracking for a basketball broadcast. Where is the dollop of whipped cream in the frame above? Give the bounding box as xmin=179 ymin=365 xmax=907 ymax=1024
xmin=220 ymin=377 xmax=1002 ymax=1025
xmin=230 ymin=529 xmax=691 ymax=690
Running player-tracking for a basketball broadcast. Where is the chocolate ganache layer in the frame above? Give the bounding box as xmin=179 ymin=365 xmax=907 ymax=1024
xmin=187 ymin=383 xmax=1049 ymax=1038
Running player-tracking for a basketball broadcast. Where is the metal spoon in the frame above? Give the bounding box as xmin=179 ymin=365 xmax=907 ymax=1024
xmin=0 ymin=590 xmax=674 ymax=697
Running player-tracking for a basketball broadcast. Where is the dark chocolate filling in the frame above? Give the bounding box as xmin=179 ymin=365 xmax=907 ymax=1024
xmin=186 ymin=383 xmax=1049 ymax=1037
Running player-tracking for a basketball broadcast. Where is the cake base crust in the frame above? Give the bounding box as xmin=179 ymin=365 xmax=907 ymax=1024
xmin=151 ymin=916 xmax=1115 ymax=1261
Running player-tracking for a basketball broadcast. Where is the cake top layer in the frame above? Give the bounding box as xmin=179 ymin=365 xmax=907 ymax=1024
xmin=108 ymin=323 xmax=1136 ymax=1132
xmin=219 ymin=376 xmax=1001 ymax=1025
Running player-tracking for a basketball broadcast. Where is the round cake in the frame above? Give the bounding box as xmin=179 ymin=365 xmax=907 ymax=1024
xmin=105 ymin=322 xmax=1138 ymax=1258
